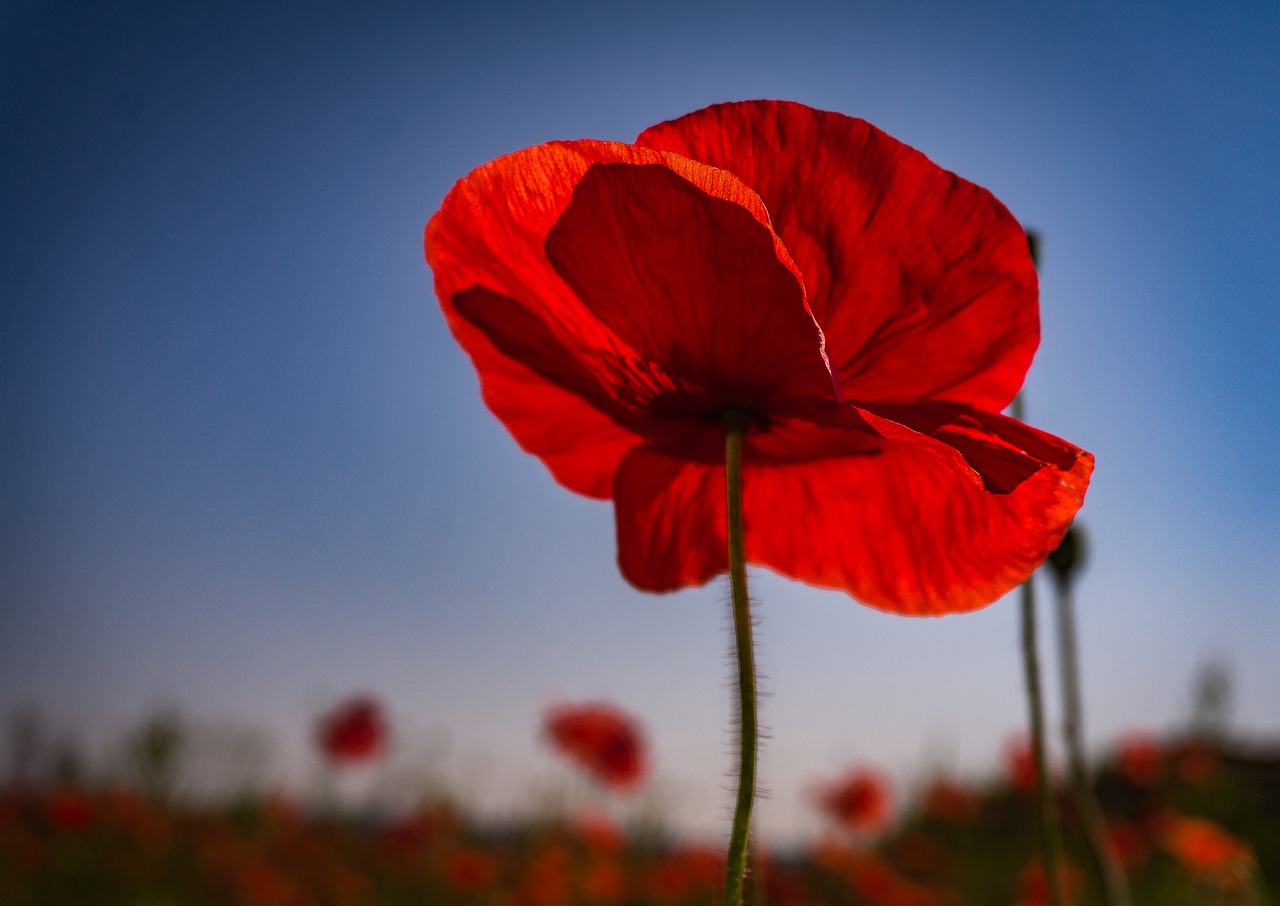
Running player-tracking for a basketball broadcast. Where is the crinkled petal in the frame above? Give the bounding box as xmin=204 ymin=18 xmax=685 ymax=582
xmin=427 ymin=138 xmax=835 ymax=495
xmin=637 ymin=100 xmax=1038 ymax=409
xmin=613 ymin=405 xmax=1092 ymax=614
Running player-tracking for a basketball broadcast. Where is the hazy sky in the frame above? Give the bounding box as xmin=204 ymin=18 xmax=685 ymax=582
xmin=3 ymin=0 xmax=1278 ymax=842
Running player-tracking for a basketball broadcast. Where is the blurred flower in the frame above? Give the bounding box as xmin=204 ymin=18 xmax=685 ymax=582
xmin=1015 ymin=858 xmax=1082 ymax=906
xmin=443 ymin=847 xmax=500 ymax=895
xmin=920 ymin=778 xmax=979 ymax=824
xmin=1156 ymin=812 xmax=1254 ymax=876
xmin=648 ymin=844 xmax=725 ymax=903
xmin=581 ymin=856 xmax=626 ymax=904
xmin=1105 ymin=818 xmax=1150 ymax=870
xmin=519 ymin=841 xmax=573 ymax=906
xmin=571 ymin=810 xmax=627 ymax=853
xmin=233 ymin=864 xmax=304 ymax=906
xmin=542 ymin=702 xmax=647 ymax=791
xmin=814 ymin=844 xmax=943 ymax=906
xmin=46 ymin=787 xmax=91 ymax=832
xmin=1005 ymin=735 xmax=1056 ymax=794
xmin=317 ymin=696 xmax=388 ymax=766
xmin=1114 ymin=731 xmax=1165 ymax=787
xmin=377 ymin=802 xmax=459 ymax=861
xmin=1171 ymin=739 xmax=1221 ymax=786
xmin=98 ymin=788 xmax=173 ymax=858
xmin=814 ymin=767 xmax=892 ymax=834
xmin=425 ymin=99 xmax=1092 ymax=615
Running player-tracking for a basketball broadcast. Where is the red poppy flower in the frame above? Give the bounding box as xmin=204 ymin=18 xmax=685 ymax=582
xmin=426 ymin=100 xmax=1092 ymax=614
xmin=814 ymin=767 xmax=893 ymax=834
xmin=1015 ymin=858 xmax=1083 ymax=906
xmin=1171 ymin=739 xmax=1221 ymax=786
xmin=317 ymin=696 xmax=388 ymax=765
xmin=572 ymin=810 xmax=627 ymax=852
xmin=648 ymin=844 xmax=725 ymax=902
xmin=1156 ymin=812 xmax=1254 ymax=875
xmin=920 ymin=778 xmax=979 ymax=824
xmin=1004 ymin=734 xmax=1056 ymax=793
xmin=542 ymin=701 xmax=647 ymax=791
xmin=442 ymin=847 xmax=500 ymax=894
xmin=1114 ymin=731 xmax=1165 ymax=787
xmin=1105 ymin=819 xmax=1150 ymax=869
xmin=46 ymin=788 xmax=92 ymax=832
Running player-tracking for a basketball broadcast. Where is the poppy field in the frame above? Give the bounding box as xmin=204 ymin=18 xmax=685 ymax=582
xmin=1 ymin=702 xmax=1275 ymax=906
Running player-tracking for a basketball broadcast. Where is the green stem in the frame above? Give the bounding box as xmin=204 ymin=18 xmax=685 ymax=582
xmin=1056 ymin=577 xmax=1131 ymax=906
xmin=1021 ymin=564 xmax=1066 ymax=906
xmin=1014 ymin=242 xmax=1067 ymax=904
xmin=723 ymin=411 xmax=756 ymax=906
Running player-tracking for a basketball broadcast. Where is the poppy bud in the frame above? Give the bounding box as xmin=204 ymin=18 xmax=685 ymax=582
xmin=1025 ymin=228 xmax=1042 ymax=269
xmin=1046 ymin=524 xmax=1086 ymax=585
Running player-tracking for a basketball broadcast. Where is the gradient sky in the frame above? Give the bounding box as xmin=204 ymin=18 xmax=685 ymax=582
xmin=3 ymin=0 xmax=1278 ymax=842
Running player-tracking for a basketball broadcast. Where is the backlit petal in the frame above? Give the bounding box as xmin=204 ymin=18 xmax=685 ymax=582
xmin=743 ymin=407 xmax=1093 ymax=614
xmin=545 ymin=161 xmax=836 ymax=406
xmin=637 ymin=100 xmax=1038 ymax=409
xmin=445 ymin=299 xmax=646 ymax=498
xmin=613 ymin=430 xmax=727 ymax=591
xmin=612 ymin=406 xmax=1091 ymax=613
xmin=427 ymin=139 xmax=836 ymax=495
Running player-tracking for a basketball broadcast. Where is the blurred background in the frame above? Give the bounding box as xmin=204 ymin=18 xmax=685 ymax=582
xmin=2 ymin=0 xmax=1278 ymax=845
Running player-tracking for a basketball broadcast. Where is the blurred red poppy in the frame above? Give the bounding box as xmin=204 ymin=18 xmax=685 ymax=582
xmin=1015 ymin=858 xmax=1082 ymax=906
xmin=442 ymin=847 xmax=500 ymax=894
xmin=426 ymin=100 xmax=1091 ymax=614
xmin=648 ymin=844 xmax=725 ymax=902
xmin=1105 ymin=819 xmax=1149 ymax=870
xmin=1156 ymin=812 xmax=1254 ymax=875
xmin=1004 ymin=735 xmax=1057 ymax=794
xmin=1114 ymin=731 xmax=1165 ymax=787
xmin=1171 ymin=739 xmax=1221 ymax=786
xmin=920 ymin=778 xmax=979 ymax=824
xmin=46 ymin=788 xmax=92 ymax=832
xmin=317 ymin=696 xmax=388 ymax=765
xmin=572 ymin=810 xmax=627 ymax=852
xmin=543 ymin=702 xmax=647 ymax=791
xmin=814 ymin=767 xmax=893 ymax=834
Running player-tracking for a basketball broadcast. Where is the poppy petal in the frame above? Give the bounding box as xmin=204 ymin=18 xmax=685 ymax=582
xmin=742 ymin=408 xmax=1092 ymax=614
xmin=613 ymin=407 xmax=1092 ymax=613
xmin=637 ymin=100 xmax=1038 ymax=410
xmin=427 ymin=139 xmax=835 ymax=496
xmin=444 ymin=287 xmax=647 ymax=498
xmin=613 ymin=429 xmax=728 ymax=591
xmin=544 ymin=160 xmax=836 ymax=406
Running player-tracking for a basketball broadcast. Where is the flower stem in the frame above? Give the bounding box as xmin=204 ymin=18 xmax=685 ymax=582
xmin=723 ymin=411 xmax=756 ymax=906
xmin=1020 ymin=570 xmax=1066 ymax=906
xmin=1055 ymin=577 xmax=1131 ymax=906
xmin=1011 ymin=391 xmax=1066 ymax=906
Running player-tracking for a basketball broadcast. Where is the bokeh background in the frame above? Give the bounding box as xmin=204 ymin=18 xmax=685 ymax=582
xmin=2 ymin=0 xmax=1277 ymax=843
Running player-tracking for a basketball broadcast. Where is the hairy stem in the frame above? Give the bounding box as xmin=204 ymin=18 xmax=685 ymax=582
xmin=723 ymin=412 xmax=756 ymax=906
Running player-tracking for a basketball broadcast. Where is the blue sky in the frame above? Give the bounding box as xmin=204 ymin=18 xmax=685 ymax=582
xmin=2 ymin=0 xmax=1278 ymax=841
